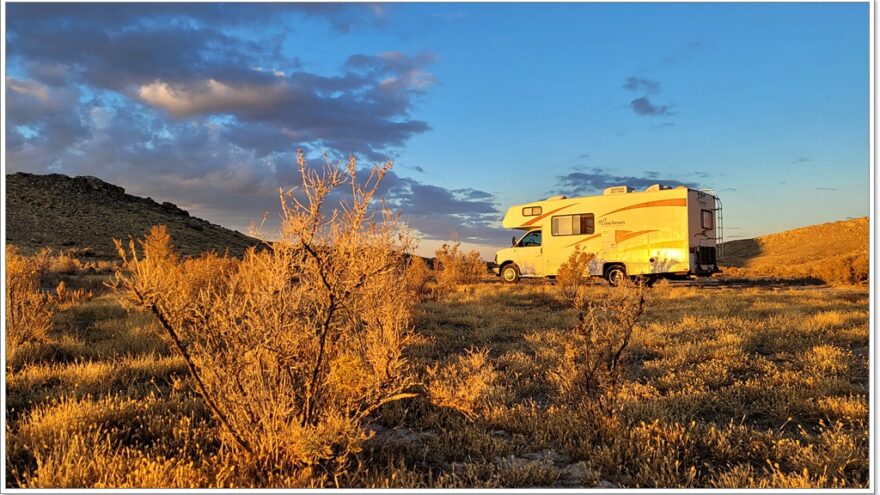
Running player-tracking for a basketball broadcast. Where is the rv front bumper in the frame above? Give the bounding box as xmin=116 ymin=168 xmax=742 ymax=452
xmin=489 ymin=262 xmax=500 ymax=275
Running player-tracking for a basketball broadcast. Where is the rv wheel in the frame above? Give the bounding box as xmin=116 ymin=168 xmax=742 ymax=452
xmin=605 ymin=265 xmax=627 ymax=286
xmin=501 ymin=264 xmax=520 ymax=284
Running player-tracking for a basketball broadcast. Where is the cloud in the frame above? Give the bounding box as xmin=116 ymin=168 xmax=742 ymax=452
xmin=815 ymin=187 xmax=838 ymax=191
xmin=622 ymin=77 xmax=659 ymax=93
xmin=5 ymin=4 xmax=509 ymax=247
xmin=791 ymin=156 xmax=811 ymax=164
xmin=630 ymin=97 xmax=672 ymax=116
xmin=138 ymin=80 xmax=289 ymax=118
xmin=8 ymin=77 xmax=49 ymax=102
xmin=553 ymin=168 xmax=697 ymax=196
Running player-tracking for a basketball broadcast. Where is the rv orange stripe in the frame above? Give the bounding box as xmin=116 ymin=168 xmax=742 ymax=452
xmin=565 ymin=233 xmax=602 ymax=247
xmin=519 ymin=203 xmax=576 ymax=227
xmin=614 ymin=229 xmax=657 ymax=243
xmin=601 ymin=198 xmax=687 ymax=217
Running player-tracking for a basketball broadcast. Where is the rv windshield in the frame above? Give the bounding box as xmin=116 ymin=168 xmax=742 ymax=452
xmin=518 ymin=231 xmax=541 ymax=247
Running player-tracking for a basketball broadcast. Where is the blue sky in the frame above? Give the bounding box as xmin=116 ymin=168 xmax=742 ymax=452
xmin=5 ymin=3 xmax=869 ymax=258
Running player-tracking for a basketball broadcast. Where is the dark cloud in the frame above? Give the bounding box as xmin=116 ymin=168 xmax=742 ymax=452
xmin=630 ymin=97 xmax=672 ymax=116
xmin=8 ymin=4 xmax=429 ymax=160
xmin=577 ymin=153 xmax=591 ymax=159
xmin=791 ymin=156 xmax=811 ymax=164
xmin=622 ymin=77 xmax=659 ymax=93
xmin=5 ymin=4 xmax=509 ymax=247
xmin=553 ymin=168 xmax=697 ymax=196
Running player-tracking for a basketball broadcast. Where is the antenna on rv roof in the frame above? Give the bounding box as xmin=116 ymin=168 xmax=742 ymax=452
xmin=545 ymin=195 xmax=567 ymax=200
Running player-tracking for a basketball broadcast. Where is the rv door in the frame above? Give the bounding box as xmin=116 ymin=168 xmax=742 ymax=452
xmin=514 ymin=230 xmax=543 ymax=276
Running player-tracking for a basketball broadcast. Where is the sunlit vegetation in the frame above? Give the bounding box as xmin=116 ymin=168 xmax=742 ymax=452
xmin=4 ymin=164 xmax=868 ymax=488
xmin=6 ymin=254 xmax=867 ymax=488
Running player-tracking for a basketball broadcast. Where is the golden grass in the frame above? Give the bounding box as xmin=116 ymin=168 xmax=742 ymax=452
xmin=5 ymin=264 xmax=869 ymax=488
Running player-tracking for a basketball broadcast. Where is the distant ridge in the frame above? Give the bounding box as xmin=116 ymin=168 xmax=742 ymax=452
xmin=6 ymin=172 xmax=261 ymax=258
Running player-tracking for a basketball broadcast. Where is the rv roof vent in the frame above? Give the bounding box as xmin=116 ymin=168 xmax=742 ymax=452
xmin=644 ymin=184 xmax=672 ymax=192
xmin=545 ymin=195 xmax=567 ymax=201
xmin=603 ymin=185 xmax=635 ymax=195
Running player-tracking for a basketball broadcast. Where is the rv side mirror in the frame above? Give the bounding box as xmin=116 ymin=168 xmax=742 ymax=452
xmin=511 ymin=236 xmax=517 ymax=247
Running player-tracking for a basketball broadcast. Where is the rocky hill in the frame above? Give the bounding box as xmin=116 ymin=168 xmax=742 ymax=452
xmin=6 ymin=172 xmax=261 ymax=258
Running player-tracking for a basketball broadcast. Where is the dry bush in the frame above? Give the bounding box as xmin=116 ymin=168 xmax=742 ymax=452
xmin=6 ymin=246 xmax=54 ymax=366
xmin=112 ymin=151 xmax=419 ymax=484
xmin=404 ymin=256 xmax=433 ymax=301
xmin=552 ymin=283 xmax=645 ymax=415
xmin=47 ymin=251 xmax=82 ymax=275
xmin=55 ymin=280 xmax=93 ymax=310
xmin=813 ymin=253 xmax=869 ymax=286
xmin=434 ymin=238 xmax=484 ymax=293
xmin=426 ymin=348 xmax=501 ymax=420
xmin=556 ymin=247 xmax=596 ymax=300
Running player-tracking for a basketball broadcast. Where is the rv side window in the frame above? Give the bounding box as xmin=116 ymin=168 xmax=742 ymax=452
xmin=701 ymin=209 xmax=714 ymax=229
xmin=522 ymin=206 xmax=542 ymax=217
xmin=551 ymin=213 xmax=595 ymax=236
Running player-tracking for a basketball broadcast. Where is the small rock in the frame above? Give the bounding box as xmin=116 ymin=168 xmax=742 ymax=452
xmin=598 ymin=480 xmax=619 ymax=488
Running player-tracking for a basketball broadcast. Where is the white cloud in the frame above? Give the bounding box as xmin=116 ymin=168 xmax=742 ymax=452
xmin=138 ymin=79 xmax=288 ymax=117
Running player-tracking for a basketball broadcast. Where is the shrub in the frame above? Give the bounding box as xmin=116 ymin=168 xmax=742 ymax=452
xmin=47 ymin=252 xmax=82 ymax=275
xmin=5 ymin=246 xmax=54 ymax=366
xmin=434 ymin=238 xmax=484 ymax=292
xmin=813 ymin=253 xmax=869 ymax=286
xmin=404 ymin=256 xmax=433 ymax=301
xmin=556 ymin=247 xmax=596 ymax=300
xmin=55 ymin=280 xmax=93 ymax=310
xmin=552 ymin=283 xmax=645 ymax=415
xmin=426 ymin=349 xmax=501 ymax=420
xmin=112 ymin=151 xmax=419 ymax=484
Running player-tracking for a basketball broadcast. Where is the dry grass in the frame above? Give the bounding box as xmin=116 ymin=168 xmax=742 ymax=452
xmin=5 ymin=269 xmax=868 ymax=488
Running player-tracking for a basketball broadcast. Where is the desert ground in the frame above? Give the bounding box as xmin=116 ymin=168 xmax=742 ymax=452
xmin=5 ymin=255 xmax=868 ymax=488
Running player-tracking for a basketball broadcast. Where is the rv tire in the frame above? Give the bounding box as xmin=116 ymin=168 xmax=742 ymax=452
xmin=605 ymin=265 xmax=627 ymax=287
xmin=501 ymin=264 xmax=520 ymax=284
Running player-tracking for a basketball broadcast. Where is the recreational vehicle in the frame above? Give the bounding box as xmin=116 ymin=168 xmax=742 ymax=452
xmin=492 ymin=185 xmax=722 ymax=285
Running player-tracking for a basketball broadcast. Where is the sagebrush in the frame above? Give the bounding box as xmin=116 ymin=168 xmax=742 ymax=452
xmin=556 ymin=246 xmax=596 ymax=300
xmin=5 ymin=246 xmax=53 ymax=367
xmin=433 ymin=239 xmax=484 ymax=292
xmin=112 ymin=151 xmax=419 ymax=485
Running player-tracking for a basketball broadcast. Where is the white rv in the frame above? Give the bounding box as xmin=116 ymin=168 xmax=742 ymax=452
xmin=492 ymin=184 xmax=722 ymax=285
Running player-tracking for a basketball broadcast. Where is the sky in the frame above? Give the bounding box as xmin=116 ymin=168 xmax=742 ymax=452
xmin=5 ymin=2 xmax=870 ymax=258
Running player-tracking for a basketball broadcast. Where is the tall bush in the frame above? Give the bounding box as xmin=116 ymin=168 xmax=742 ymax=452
xmin=5 ymin=246 xmax=53 ymax=366
xmin=556 ymin=246 xmax=596 ymax=300
xmin=433 ymin=238 xmax=484 ymax=292
xmin=113 ymin=151 xmax=418 ymax=484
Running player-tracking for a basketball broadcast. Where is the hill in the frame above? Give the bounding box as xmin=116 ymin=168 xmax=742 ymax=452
xmin=720 ymin=217 xmax=868 ymax=284
xmin=6 ymin=172 xmax=261 ymax=258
